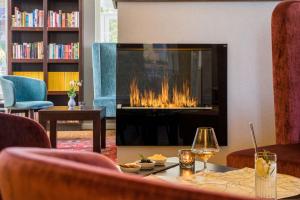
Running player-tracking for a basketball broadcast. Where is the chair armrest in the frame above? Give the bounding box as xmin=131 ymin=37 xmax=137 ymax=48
xmin=22 ymin=148 xmax=119 ymax=171
xmin=0 ymin=77 xmax=15 ymax=107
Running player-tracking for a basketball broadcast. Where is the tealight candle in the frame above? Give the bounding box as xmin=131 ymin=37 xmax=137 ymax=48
xmin=178 ymin=149 xmax=195 ymax=169
xmin=180 ymin=168 xmax=195 ymax=177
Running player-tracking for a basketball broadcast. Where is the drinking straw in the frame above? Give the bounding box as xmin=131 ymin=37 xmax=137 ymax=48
xmin=249 ymin=122 xmax=258 ymax=154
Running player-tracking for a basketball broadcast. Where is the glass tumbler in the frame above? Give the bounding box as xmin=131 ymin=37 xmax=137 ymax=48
xmin=255 ymin=152 xmax=277 ymax=199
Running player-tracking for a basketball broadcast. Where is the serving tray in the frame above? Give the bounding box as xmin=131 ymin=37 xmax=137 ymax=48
xmin=130 ymin=162 xmax=179 ymax=176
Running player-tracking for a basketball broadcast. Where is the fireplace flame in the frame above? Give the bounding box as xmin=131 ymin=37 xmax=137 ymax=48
xmin=130 ymin=76 xmax=197 ymax=108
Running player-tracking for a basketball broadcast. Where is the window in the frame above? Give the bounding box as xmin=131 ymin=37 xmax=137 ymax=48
xmin=0 ymin=0 xmax=6 ymax=99
xmin=0 ymin=0 xmax=6 ymax=75
xmin=95 ymin=0 xmax=117 ymax=42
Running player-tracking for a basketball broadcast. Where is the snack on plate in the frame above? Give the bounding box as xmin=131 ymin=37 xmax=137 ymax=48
xmin=137 ymin=154 xmax=156 ymax=170
xmin=148 ymin=154 xmax=167 ymax=161
xmin=119 ymin=163 xmax=141 ymax=173
xmin=139 ymin=154 xmax=153 ymax=163
xmin=148 ymin=154 xmax=167 ymax=166
xmin=120 ymin=163 xmax=140 ymax=168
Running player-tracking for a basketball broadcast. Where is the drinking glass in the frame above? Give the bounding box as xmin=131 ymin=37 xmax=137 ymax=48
xmin=255 ymin=152 xmax=277 ymax=199
xmin=78 ymin=101 xmax=86 ymax=109
xmin=191 ymin=127 xmax=220 ymax=172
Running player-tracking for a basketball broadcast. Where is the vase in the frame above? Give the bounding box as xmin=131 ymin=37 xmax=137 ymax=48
xmin=68 ymin=96 xmax=76 ymax=109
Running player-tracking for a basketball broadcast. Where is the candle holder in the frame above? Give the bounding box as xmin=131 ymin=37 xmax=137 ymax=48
xmin=178 ymin=149 xmax=195 ymax=169
xmin=180 ymin=167 xmax=195 ymax=177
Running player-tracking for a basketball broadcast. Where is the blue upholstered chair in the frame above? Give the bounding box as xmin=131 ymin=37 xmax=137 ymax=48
xmin=0 ymin=75 xmax=53 ymax=118
xmin=92 ymin=43 xmax=116 ymax=117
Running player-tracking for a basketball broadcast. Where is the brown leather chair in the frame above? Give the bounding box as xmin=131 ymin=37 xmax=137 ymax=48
xmin=227 ymin=0 xmax=300 ymax=178
xmin=0 ymin=147 xmax=254 ymax=200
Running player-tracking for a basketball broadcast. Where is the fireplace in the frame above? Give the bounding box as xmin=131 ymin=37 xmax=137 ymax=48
xmin=116 ymin=44 xmax=227 ymax=146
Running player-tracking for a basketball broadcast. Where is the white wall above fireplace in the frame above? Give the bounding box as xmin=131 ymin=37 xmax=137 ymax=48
xmin=117 ymin=1 xmax=279 ymax=164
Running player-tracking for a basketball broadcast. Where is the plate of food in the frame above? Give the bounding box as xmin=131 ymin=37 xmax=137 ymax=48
xmin=119 ymin=163 xmax=141 ymax=173
xmin=148 ymin=154 xmax=167 ymax=166
xmin=136 ymin=154 xmax=156 ymax=170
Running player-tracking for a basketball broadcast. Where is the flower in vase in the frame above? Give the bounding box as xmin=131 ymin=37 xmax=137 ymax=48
xmin=67 ymin=80 xmax=82 ymax=98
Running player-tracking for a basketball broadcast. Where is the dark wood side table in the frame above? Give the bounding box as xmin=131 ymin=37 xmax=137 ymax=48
xmin=38 ymin=106 xmax=106 ymax=153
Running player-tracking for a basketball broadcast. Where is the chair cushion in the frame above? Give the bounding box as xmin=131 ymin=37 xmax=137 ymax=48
xmin=227 ymin=144 xmax=300 ymax=178
xmin=13 ymin=101 xmax=54 ymax=110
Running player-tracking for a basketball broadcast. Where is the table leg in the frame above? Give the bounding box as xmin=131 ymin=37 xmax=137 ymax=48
xmin=38 ymin=116 xmax=47 ymax=130
xmin=93 ymin=118 xmax=101 ymax=153
xmin=50 ymin=120 xmax=57 ymax=148
xmin=101 ymin=117 xmax=106 ymax=148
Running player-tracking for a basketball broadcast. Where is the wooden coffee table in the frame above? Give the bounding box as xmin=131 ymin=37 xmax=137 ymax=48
xmin=38 ymin=106 xmax=106 ymax=153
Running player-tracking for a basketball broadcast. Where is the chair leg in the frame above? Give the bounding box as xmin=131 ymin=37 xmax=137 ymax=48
xmin=4 ymin=108 xmax=11 ymax=114
xmin=29 ymin=110 xmax=35 ymax=120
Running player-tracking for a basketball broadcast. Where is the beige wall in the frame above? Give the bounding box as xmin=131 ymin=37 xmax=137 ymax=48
xmin=117 ymin=1 xmax=279 ymax=164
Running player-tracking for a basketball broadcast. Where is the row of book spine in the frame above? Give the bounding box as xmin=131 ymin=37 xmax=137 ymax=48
xmin=48 ymin=43 xmax=80 ymax=59
xmin=12 ymin=7 xmax=44 ymax=27
xmin=48 ymin=10 xmax=79 ymax=28
xmin=12 ymin=42 xmax=44 ymax=59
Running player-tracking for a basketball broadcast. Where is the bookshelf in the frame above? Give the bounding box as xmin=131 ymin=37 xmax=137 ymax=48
xmin=7 ymin=0 xmax=83 ymax=105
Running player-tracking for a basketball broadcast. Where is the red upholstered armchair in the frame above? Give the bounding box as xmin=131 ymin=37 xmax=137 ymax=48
xmin=0 ymin=113 xmax=51 ymax=200
xmin=0 ymin=113 xmax=51 ymax=150
xmin=0 ymin=148 xmax=254 ymax=200
xmin=227 ymin=0 xmax=300 ymax=178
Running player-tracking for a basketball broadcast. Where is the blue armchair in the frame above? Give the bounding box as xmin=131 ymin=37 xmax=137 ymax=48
xmin=92 ymin=43 xmax=116 ymax=117
xmin=0 ymin=75 xmax=53 ymax=118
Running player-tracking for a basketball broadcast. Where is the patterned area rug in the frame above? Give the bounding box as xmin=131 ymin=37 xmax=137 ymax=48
xmin=55 ymin=130 xmax=117 ymax=162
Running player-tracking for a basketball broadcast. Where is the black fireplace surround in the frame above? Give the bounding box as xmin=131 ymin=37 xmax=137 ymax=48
xmin=116 ymin=44 xmax=227 ymax=146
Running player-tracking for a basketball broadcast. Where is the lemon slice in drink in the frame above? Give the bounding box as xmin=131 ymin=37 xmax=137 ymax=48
xmin=256 ymin=158 xmax=269 ymax=177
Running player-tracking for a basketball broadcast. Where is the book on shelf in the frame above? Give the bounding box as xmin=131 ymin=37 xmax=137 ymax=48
xmin=48 ymin=10 xmax=79 ymax=28
xmin=13 ymin=71 xmax=44 ymax=80
xmin=12 ymin=7 xmax=44 ymax=27
xmin=13 ymin=42 xmax=44 ymax=59
xmin=48 ymin=72 xmax=79 ymax=91
xmin=48 ymin=43 xmax=79 ymax=60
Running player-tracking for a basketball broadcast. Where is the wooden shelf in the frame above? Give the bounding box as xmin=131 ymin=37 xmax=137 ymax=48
xmin=11 ymin=27 xmax=44 ymax=32
xmin=12 ymin=59 xmax=44 ymax=63
xmin=48 ymin=59 xmax=79 ymax=64
xmin=8 ymin=0 xmax=83 ymax=105
xmin=47 ymin=27 xmax=79 ymax=32
xmin=48 ymin=91 xmax=78 ymax=95
xmin=48 ymin=91 xmax=67 ymax=95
